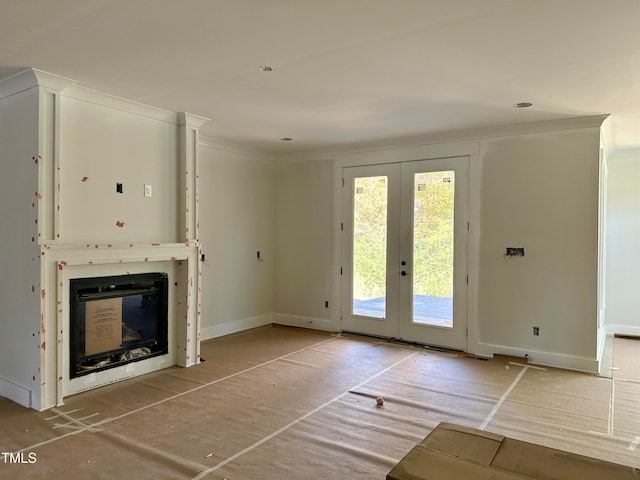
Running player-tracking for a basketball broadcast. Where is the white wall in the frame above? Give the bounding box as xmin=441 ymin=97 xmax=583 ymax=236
xmin=0 ymin=87 xmax=42 ymax=407
xmin=272 ymin=124 xmax=602 ymax=371
xmin=605 ymin=153 xmax=640 ymax=335
xmin=198 ymin=139 xmax=276 ymax=339
xmin=476 ymin=130 xmax=600 ymax=367
xmin=59 ymin=95 xmax=179 ymax=244
xmin=273 ymin=159 xmax=335 ymax=330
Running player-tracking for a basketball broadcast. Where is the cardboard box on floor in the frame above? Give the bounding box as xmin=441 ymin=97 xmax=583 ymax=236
xmin=387 ymin=422 xmax=640 ymax=480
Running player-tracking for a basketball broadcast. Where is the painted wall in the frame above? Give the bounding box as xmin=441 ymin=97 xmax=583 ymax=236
xmin=477 ymin=130 xmax=600 ymax=367
xmin=198 ymin=140 xmax=275 ymax=339
xmin=604 ymin=154 xmax=640 ymax=335
xmin=0 ymin=87 xmax=41 ymax=406
xmin=272 ymin=126 xmax=602 ymax=371
xmin=59 ymin=95 xmax=179 ymax=244
xmin=273 ymin=159 xmax=335 ymax=330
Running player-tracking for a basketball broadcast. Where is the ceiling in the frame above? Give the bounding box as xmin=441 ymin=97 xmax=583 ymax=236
xmin=1 ymin=0 xmax=640 ymax=155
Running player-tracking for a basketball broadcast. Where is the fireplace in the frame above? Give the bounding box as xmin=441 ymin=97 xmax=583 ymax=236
xmin=69 ymin=273 xmax=169 ymax=379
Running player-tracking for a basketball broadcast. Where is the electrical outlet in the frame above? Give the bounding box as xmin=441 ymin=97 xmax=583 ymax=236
xmin=533 ymin=326 xmax=540 ymax=336
xmin=144 ymin=184 xmax=153 ymax=197
xmin=506 ymin=247 xmax=525 ymax=256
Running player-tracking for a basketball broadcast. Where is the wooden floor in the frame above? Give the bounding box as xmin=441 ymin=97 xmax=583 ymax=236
xmin=1 ymin=325 xmax=639 ymax=479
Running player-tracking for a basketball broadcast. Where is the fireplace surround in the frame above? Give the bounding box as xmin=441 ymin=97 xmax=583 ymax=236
xmin=46 ymin=245 xmax=202 ymax=406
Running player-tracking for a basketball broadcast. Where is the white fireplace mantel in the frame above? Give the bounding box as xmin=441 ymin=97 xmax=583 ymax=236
xmin=41 ymin=242 xmax=201 ymax=406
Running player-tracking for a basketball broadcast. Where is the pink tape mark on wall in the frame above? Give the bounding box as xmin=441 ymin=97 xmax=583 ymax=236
xmin=41 ymin=289 xmax=46 ymax=299
xmin=116 ymin=221 xmax=125 ymax=228
xmin=81 ymin=176 xmax=88 ymax=182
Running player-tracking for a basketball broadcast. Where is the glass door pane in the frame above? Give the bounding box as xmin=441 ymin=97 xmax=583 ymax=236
xmin=412 ymin=170 xmax=455 ymax=327
xmin=352 ymin=176 xmax=388 ymax=318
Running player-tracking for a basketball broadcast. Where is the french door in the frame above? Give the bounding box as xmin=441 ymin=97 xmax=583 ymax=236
xmin=341 ymin=157 xmax=469 ymax=350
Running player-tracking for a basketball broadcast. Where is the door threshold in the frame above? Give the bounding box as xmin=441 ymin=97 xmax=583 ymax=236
xmin=341 ymin=330 xmax=464 ymax=354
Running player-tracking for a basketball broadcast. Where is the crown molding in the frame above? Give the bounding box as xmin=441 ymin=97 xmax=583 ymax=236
xmin=62 ymin=84 xmax=178 ymax=124
xmin=199 ymin=134 xmax=276 ymax=162
xmin=608 ymin=148 xmax=640 ymax=161
xmin=0 ymin=68 xmax=76 ymax=100
xmin=273 ymin=115 xmax=611 ymax=163
xmin=177 ymin=112 xmax=210 ymax=129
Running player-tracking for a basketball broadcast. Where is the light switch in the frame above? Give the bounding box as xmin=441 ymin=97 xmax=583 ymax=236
xmin=144 ymin=184 xmax=152 ymax=197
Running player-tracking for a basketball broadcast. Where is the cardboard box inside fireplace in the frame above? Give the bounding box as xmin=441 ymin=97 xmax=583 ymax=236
xmin=387 ymin=422 xmax=640 ymax=480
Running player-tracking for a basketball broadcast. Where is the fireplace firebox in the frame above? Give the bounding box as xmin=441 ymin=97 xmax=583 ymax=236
xmin=69 ymin=273 xmax=169 ymax=378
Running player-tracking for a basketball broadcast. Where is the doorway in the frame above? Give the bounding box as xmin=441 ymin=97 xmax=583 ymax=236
xmin=341 ymin=157 xmax=469 ymax=350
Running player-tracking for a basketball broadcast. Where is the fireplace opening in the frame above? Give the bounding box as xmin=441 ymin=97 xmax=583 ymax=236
xmin=69 ymin=273 xmax=169 ymax=379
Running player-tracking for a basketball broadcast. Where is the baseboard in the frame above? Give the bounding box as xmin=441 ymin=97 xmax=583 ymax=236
xmin=470 ymin=342 xmax=599 ymax=373
xmin=200 ymin=313 xmax=274 ymax=341
xmin=606 ymin=324 xmax=640 ymax=338
xmin=273 ymin=313 xmax=339 ymax=332
xmin=0 ymin=376 xmax=31 ymax=409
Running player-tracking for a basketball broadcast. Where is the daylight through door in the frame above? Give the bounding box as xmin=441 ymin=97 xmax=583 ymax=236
xmin=342 ymin=157 xmax=469 ymax=350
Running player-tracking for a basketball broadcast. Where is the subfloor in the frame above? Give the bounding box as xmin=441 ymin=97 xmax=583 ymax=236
xmin=1 ymin=325 xmax=639 ymax=479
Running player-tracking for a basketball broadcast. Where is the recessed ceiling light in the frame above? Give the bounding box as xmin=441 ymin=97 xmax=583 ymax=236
xmin=258 ymin=66 xmax=273 ymax=72
xmin=280 ymin=137 xmax=293 ymax=142
xmin=513 ymin=102 xmax=533 ymax=108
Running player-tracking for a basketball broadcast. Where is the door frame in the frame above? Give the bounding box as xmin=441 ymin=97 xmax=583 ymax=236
xmin=340 ymin=157 xmax=469 ymax=350
xmin=331 ymin=142 xmax=481 ymax=353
